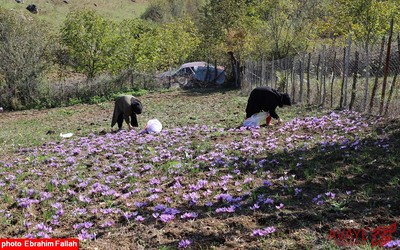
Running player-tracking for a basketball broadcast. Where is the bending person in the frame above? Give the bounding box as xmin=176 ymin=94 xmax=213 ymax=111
xmin=111 ymin=95 xmax=143 ymax=131
xmin=245 ymin=86 xmax=291 ymax=125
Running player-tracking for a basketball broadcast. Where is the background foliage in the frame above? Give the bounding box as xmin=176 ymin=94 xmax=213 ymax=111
xmin=0 ymin=0 xmax=399 ymax=110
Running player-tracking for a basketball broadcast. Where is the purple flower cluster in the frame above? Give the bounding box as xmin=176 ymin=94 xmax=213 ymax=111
xmin=1 ymin=108 xmax=382 ymax=245
xmin=251 ymin=227 xmax=276 ymax=236
xmin=384 ymin=239 xmax=400 ymax=248
xmin=178 ymin=239 xmax=192 ymax=249
xmin=312 ymin=195 xmax=324 ymax=206
xmin=16 ymin=198 xmax=39 ymax=208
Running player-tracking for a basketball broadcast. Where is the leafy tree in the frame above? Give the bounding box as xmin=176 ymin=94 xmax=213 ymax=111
xmin=61 ymin=10 xmax=116 ymax=80
xmin=197 ymin=0 xmax=318 ymax=61
xmin=112 ymin=19 xmax=156 ymax=74
xmin=249 ymin=0 xmax=321 ymax=59
xmin=121 ymin=18 xmax=201 ymax=73
xmin=154 ymin=18 xmax=201 ymax=70
xmin=0 ymin=8 xmax=55 ymax=109
xmin=199 ymin=0 xmax=250 ymax=59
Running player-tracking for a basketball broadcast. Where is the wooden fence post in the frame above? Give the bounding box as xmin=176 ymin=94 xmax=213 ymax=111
xmin=344 ymin=35 xmax=352 ymax=108
xmin=340 ymin=47 xmax=346 ymax=109
xmin=330 ymin=51 xmax=337 ymax=108
xmin=369 ymin=36 xmax=386 ymax=113
xmin=379 ymin=18 xmax=394 ymax=115
xmin=363 ymin=38 xmax=370 ymax=111
xmin=291 ymin=57 xmax=296 ymax=104
xmin=299 ymin=53 xmax=305 ymax=103
xmin=285 ymin=57 xmax=289 ymax=93
xmin=261 ymin=56 xmax=266 ymax=87
xmin=384 ymin=33 xmax=400 ymax=116
xmin=349 ymin=51 xmax=359 ymax=110
xmin=321 ymin=45 xmax=327 ymax=107
xmin=271 ymin=57 xmax=275 ymax=89
xmin=306 ymin=52 xmax=311 ymax=105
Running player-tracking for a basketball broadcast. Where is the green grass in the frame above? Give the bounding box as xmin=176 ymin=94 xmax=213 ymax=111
xmin=0 ymin=0 xmax=149 ymax=30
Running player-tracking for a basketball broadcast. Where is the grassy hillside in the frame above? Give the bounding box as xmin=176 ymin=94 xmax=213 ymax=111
xmin=1 ymin=0 xmax=149 ymax=29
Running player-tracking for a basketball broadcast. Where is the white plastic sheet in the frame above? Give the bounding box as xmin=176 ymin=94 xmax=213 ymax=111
xmin=60 ymin=133 xmax=73 ymax=138
xmin=145 ymin=119 xmax=162 ymax=133
xmin=243 ymin=112 xmax=269 ymax=128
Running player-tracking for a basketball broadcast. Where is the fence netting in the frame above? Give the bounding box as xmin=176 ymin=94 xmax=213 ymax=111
xmin=241 ymin=35 xmax=400 ymax=117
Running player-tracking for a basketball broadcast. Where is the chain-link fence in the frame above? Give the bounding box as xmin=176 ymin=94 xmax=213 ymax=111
xmin=241 ymin=34 xmax=400 ymax=117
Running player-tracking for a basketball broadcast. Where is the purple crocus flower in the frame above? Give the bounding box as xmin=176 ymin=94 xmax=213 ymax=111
xmin=178 ymin=239 xmax=192 ymax=249
xmin=251 ymin=226 xmax=276 ymax=236
xmin=135 ymin=216 xmax=145 ymax=222
xmin=78 ymin=229 xmax=96 ymax=240
xmin=159 ymin=214 xmax=175 ymax=223
xmin=180 ymin=212 xmax=198 ymax=219
xmin=325 ymin=192 xmax=336 ymax=199
xmin=215 ymin=205 xmax=235 ymax=213
xmin=294 ymin=188 xmax=302 ymax=196
xmin=100 ymin=220 xmax=115 ymax=228
xmin=250 ymin=203 xmax=260 ymax=211
xmin=384 ymin=239 xmax=400 ymax=248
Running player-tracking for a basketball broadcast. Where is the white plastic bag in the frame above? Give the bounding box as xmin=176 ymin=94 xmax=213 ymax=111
xmin=145 ymin=119 xmax=162 ymax=133
xmin=243 ymin=112 xmax=269 ymax=127
xmin=60 ymin=132 xmax=73 ymax=138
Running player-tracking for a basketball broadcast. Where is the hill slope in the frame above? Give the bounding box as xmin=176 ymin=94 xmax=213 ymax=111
xmin=2 ymin=0 xmax=149 ymax=29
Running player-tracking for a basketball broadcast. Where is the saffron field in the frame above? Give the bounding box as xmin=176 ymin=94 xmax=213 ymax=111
xmin=0 ymin=89 xmax=399 ymax=249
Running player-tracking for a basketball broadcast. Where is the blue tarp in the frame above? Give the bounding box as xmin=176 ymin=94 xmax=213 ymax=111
xmin=194 ymin=66 xmax=225 ymax=85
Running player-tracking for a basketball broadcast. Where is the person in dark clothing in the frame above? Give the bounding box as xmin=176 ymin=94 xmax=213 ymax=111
xmin=245 ymin=86 xmax=291 ymax=125
xmin=111 ymin=95 xmax=143 ymax=130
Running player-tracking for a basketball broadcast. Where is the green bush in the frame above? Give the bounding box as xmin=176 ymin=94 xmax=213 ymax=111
xmin=0 ymin=8 xmax=56 ymax=110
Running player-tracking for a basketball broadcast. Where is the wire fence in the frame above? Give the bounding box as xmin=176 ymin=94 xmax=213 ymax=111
xmin=241 ymin=34 xmax=400 ymax=117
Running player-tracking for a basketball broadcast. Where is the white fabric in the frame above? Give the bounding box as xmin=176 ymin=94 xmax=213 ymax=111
xmin=146 ymin=119 xmax=162 ymax=133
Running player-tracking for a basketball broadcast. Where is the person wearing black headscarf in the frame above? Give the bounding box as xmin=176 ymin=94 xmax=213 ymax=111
xmin=245 ymin=86 xmax=291 ymax=125
xmin=111 ymin=95 xmax=142 ymax=130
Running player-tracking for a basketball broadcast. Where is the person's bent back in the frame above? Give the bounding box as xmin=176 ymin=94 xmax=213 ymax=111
xmin=245 ymin=87 xmax=291 ymax=125
xmin=111 ymin=95 xmax=142 ymax=131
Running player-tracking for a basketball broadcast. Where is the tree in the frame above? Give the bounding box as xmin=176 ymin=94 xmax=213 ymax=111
xmin=111 ymin=19 xmax=156 ymax=74
xmin=0 ymin=8 xmax=55 ymax=109
xmin=123 ymin=18 xmax=201 ymax=73
xmin=154 ymin=18 xmax=201 ymax=70
xmin=252 ymin=0 xmax=322 ymax=59
xmin=61 ymin=10 xmax=116 ymax=80
xmin=199 ymin=0 xmax=249 ymax=59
